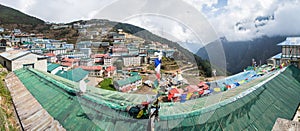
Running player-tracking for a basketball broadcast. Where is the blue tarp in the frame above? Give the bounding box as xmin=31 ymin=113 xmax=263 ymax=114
xmin=180 ymin=94 xmax=187 ymax=103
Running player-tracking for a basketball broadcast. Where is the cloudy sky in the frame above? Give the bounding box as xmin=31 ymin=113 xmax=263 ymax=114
xmin=1 ymin=0 xmax=300 ymax=52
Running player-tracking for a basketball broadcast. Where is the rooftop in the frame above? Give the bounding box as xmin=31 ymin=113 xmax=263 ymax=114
xmin=0 ymin=50 xmax=31 ymax=61
xmin=115 ymin=75 xmax=142 ymax=87
xmin=105 ymin=66 xmax=116 ymax=72
xmin=270 ymin=53 xmax=282 ymax=59
xmin=79 ymin=66 xmax=102 ymax=71
xmin=10 ymin=65 xmax=300 ymax=130
xmin=55 ymin=68 xmax=89 ymax=82
xmin=47 ymin=63 xmax=60 ymax=72
xmin=44 ymin=53 xmax=56 ymax=57
xmin=61 ymin=57 xmax=79 ymax=63
xmin=93 ymin=54 xmax=110 ymax=58
xmin=14 ymin=68 xmax=151 ymax=130
xmin=278 ymin=37 xmax=300 ymax=46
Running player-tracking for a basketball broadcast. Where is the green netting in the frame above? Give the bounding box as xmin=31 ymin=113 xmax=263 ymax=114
xmin=159 ymin=71 xmax=274 ymax=118
xmin=13 ymin=66 xmax=300 ymax=131
xmin=155 ymin=66 xmax=300 ymax=130
xmin=14 ymin=69 xmax=151 ymax=131
xmin=35 ymin=68 xmax=155 ymax=105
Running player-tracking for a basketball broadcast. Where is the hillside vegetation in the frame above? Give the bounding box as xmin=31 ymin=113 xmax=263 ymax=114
xmin=0 ymin=66 xmax=19 ymax=130
xmin=112 ymin=23 xmax=214 ymax=77
xmin=0 ymin=4 xmax=214 ymax=77
xmin=0 ymin=4 xmax=44 ymax=25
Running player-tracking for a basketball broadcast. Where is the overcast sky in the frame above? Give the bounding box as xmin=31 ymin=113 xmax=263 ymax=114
xmin=1 ymin=0 xmax=300 ymax=52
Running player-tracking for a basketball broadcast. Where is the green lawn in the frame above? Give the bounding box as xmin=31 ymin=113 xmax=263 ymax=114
xmin=99 ymin=78 xmax=116 ymax=91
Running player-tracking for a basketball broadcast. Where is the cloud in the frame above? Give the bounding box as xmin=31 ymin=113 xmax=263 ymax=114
xmin=123 ymin=14 xmax=204 ymax=53
xmin=188 ymin=0 xmax=300 ymax=41
xmin=1 ymin=0 xmax=299 ymax=42
xmin=261 ymin=2 xmax=300 ymax=36
xmin=0 ymin=0 xmax=112 ymax=23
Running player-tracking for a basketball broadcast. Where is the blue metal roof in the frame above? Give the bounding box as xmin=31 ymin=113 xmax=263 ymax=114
xmin=278 ymin=37 xmax=300 ymax=46
xmin=271 ymin=53 xmax=282 ymax=59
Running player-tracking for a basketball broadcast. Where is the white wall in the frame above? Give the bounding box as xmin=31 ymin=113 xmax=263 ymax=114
xmin=12 ymin=53 xmax=47 ymax=72
xmin=0 ymin=57 xmax=12 ymax=71
xmin=51 ymin=66 xmax=63 ymax=74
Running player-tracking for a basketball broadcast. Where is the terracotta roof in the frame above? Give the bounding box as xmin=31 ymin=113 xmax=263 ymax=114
xmin=105 ymin=66 xmax=116 ymax=72
xmin=112 ymin=48 xmax=128 ymax=52
xmin=44 ymin=53 xmax=56 ymax=57
xmin=93 ymin=54 xmax=110 ymax=58
xmin=61 ymin=57 xmax=79 ymax=63
xmin=80 ymin=66 xmax=102 ymax=71
xmin=95 ymin=60 xmax=102 ymax=63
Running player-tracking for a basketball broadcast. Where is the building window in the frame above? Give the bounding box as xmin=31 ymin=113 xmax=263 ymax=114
xmin=23 ymin=64 xmax=34 ymax=69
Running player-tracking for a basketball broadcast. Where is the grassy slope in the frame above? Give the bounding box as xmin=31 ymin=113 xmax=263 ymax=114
xmin=99 ymin=78 xmax=116 ymax=91
xmin=0 ymin=66 xmax=19 ymax=130
xmin=0 ymin=4 xmax=44 ymax=24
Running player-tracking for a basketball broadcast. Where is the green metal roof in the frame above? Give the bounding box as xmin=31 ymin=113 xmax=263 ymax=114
xmin=47 ymin=63 xmax=60 ymax=72
xmin=115 ymin=75 xmax=142 ymax=87
xmin=55 ymin=68 xmax=89 ymax=82
xmin=23 ymin=41 xmax=33 ymax=45
xmin=130 ymin=72 xmax=139 ymax=76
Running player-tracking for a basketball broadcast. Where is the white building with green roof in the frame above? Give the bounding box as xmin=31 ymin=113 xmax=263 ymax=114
xmin=47 ymin=63 xmax=62 ymax=74
xmin=113 ymin=75 xmax=142 ymax=92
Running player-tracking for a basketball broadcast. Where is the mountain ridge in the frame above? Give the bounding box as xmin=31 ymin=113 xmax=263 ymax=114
xmin=196 ymin=36 xmax=288 ymax=74
xmin=0 ymin=4 xmax=215 ymax=77
xmin=0 ymin=4 xmax=44 ymax=25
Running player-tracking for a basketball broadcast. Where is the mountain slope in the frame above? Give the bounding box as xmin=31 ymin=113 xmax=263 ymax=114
xmin=197 ymin=36 xmax=286 ymax=74
xmin=112 ymin=22 xmax=215 ymax=76
xmin=0 ymin=4 xmax=44 ymax=25
xmin=0 ymin=4 xmax=215 ymax=77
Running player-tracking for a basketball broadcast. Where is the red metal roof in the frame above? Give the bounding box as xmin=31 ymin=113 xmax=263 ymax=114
xmin=105 ymin=66 xmax=116 ymax=72
xmin=93 ymin=54 xmax=110 ymax=58
xmin=44 ymin=53 xmax=56 ymax=57
xmin=80 ymin=66 xmax=102 ymax=71
xmin=61 ymin=57 xmax=79 ymax=63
